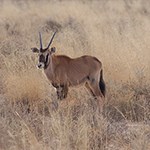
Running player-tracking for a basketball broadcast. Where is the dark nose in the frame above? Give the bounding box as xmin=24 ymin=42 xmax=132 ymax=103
xmin=38 ymin=63 xmax=42 ymax=68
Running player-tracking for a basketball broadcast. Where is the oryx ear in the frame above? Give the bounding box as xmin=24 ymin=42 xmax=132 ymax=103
xmin=50 ymin=47 xmax=56 ymax=54
xmin=31 ymin=47 xmax=39 ymax=53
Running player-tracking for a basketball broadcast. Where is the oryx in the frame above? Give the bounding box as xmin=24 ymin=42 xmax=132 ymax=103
xmin=31 ymin=32 xmax=106 ymax=111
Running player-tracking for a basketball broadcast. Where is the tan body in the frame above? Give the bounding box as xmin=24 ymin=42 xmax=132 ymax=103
xmin=45 ymin=55 xmax=102 ymax=86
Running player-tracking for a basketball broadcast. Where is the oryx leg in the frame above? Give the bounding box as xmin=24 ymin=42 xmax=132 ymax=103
xmin=52 ymin=83 xmax=64 ymax=100
xmin=63 ymin=84 xmax=68 ymax=99
xmin=55 ymin=84 xmax=68 ymax=100
xmin=85 ymin=82 xmax=95 ymax=97
xmin=87 ymin=76 xmax=104 ymax=113
xmin=56 ymin=86 xmax=64 ymax=100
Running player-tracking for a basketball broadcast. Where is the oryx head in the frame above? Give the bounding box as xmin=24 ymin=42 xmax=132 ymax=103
xmin=31 ymin=32 xmax=57 ymax=69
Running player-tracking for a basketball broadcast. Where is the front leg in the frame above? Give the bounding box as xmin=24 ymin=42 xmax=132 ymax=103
xmin=51 ymin=83 xmax=62 ymax=100
xmin=52 ymin=83 xmax=68 ymax=100
xmin=63 ymin=84 xmax=68 ymax=99
xmin=57 ymin=84 xmax=68 ymax=100
xmin=56 ymin=86 xmax=64 ymax=100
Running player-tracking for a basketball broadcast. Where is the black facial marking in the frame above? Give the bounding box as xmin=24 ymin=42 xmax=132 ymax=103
xmin=39 ymin=54 xmax=45 ymax=63
xmin=45 ymin=53 xmax=49 ymax=63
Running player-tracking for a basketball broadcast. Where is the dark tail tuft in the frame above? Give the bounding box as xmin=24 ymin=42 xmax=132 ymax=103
xmin=99 ymin=69 xmax=106 ymax=97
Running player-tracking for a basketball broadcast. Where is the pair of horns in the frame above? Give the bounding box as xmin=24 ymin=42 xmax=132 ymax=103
xmin=39 ymin=31 xmax=57 ymax=52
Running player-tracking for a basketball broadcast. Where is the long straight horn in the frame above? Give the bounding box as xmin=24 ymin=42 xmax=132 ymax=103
xmin=46 ymin=31 xmax=57 ymax=50
xmin=39 ymin=32 xmax=43 ymax=50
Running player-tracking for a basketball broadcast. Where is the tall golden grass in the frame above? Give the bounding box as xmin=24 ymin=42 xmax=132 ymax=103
xmin=0 ymin=0 xmax=150 ymax=149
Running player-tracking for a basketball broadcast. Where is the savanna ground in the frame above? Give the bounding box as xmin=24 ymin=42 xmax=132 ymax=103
xmin=0 ymin=0 xmax=150 ymax=149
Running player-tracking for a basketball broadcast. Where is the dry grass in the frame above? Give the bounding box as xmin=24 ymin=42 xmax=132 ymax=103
xmin=0 ymin=0 xmax=150 ymax=150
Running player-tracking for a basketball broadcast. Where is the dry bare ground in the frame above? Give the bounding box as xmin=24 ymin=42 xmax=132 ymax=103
xmin=0 ymin=0 xmax=150 ymax=150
